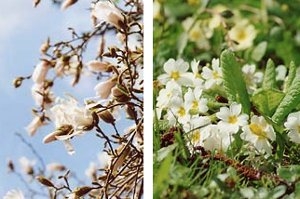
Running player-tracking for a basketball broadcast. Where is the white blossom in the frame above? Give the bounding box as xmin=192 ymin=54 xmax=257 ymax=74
xmin=19 ymin=156 xmax=35 ymax=175
xmin=3 ymin=189 xmax=24 ymax=199
xmin=94 ymin=77 xmax=117 ymax=99
xmin=184 ymin=87 xmax=208 ymax=115
xmin=216 ymin=103 xmax=249 ymax=134
xmin=32 ymin=60 xmax=50 ymax=84
xmin=157 ymin=58 xmax=193 ymax=86
xmin=201 ymin=58 xmax=222 ymax=89
xmin=86 ymin=60 xmax=110 ymax=73
xmin=241 ymin=115 xmax=275 ymax=154
xmin=92 ymin=1 xmax=124 ymax=30
xmin=242 ymin=64 xmax=263 ymax=93
xmin=284 ymin=111 xmax=300 ymax=143
xmin=25 ymin=116 xmax=44 ymax=136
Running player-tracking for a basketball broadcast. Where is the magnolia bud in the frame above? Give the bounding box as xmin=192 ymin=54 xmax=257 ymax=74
xmin=36 ymin=176 xmax=55 ymax=187
xmin=40 ymin=38 xmax=50 ymax=54
xmin=33 ymin=0 xmax=41 ymax=7
xmin=112 ymin=87 xmax=131 ymax=102
xmin=13 ymin=77 xmax=24 ymax=88
xmin=98 ymin=110 xmax=115 ymax=124
xmin=86 ymin=60 xmax=110 ymax=73
xmin=61 ymin=0 xmax=78 ymax=10
xmin=73 ymin=186 xmax=93 ymax=197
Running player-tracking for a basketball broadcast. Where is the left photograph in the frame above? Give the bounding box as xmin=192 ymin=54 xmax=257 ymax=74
xmin=0 ymin=0 xmax=143 ymax=198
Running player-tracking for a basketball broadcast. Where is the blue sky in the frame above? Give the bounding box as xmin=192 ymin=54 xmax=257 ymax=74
xmin=0 ymin=0 xmax=127 ymax=197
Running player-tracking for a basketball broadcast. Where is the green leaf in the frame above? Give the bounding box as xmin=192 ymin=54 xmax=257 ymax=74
xmin=154 ymin=154 xmax=173 ymax=198
xmin=284 ymin=61 xmax=296 ymax=91
xmin=252 ymin=89 xmax=284 ymax=117
xmin=272 ymin=68 xmax=300 ymax=123
xmin=262 ymin=59 xmax=276 ymax=89
xmin=251 ymin=41 xmax=267 ymax=62
xmin=155 ymin=144 xmax=177 ymax=162
xmin=220 ymin=50 xmax=250 ymax=114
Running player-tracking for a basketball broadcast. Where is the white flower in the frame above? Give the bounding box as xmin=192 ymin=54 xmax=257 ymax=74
xmin=184 ymin=87 xmax=208 ymax=115
xmin=94 ymin=77 xmax=117 ymax=99
xmin=216 ymin=103 xmax=249 ymax=134
xmin=43 ymin=96 xmax=94 ymax=154
xmin=157 ymin=58 xmax=193 ymax=86
xmin=3 ymin=189 xmax=24 ymax=199
xmin=19 ymin=156 xmax=35 ymax=175
xmin=25 ymin=116 xmax=44 ymax=136
xmin=190 ymin=59 xmax=204 ymax=87
xmin=275 ymin=65 xmax=287 ymax=81
xmin=32 ymin=60 xmax=51 ymax=84
xmin=202 ymin=124 xmax=233 ymax=152
xmin=86 ymin=60 xmax=110 ymax=73
xmin=242 ymin=64 xmax=263 ymax=93
xmin=166 ymin=98 xmax=190 ymax=126
xmin=201 ymin=58 xmax=222 ymax=89
xmin=98 ymin=151 xmax=112 ymax=168
xmin=184 ymin=116 xmax=211 ymax=148
xmin=228 ymin=20 xmax=257 ymax=50
xmin=284 ymin=111 xmax=300 ymax=143
xmin=85 ymin=162 xmax=97 ymax=180
xmin=46 ymin=162 xmax=66 ymax=172
xmin=92 ymin=1 xmax=124 ymax=30
xmin=241 ymin=115 xmax=275 ymax=154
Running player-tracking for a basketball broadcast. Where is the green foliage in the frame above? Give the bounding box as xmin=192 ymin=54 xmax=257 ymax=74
xmin=262 ymin=59 xmax=276 ymax=89
xmin=220 ymin=50 xmax=250 ymax=114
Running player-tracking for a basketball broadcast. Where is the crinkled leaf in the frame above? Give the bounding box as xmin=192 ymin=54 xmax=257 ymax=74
xmin=220 ymin=50 xmax=250 ymax=113
xmin=262 ymin=59 xmax=276 ymax=89
xmin=284 ymin=61 xmax=296 ymax=91
xmin=252 ymin=88 xmax=284 ymax=117
xmin=271 ymin=185 xmax=287 ymax=199
xmin=251 ymin=41 xmax=267 ymax=62
xmin=272 ymin=68 xmax=300 ymax=123
xmin=155 ymin=143 xmax=177 ymax=162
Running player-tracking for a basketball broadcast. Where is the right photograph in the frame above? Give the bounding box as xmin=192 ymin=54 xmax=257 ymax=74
xmin=153 ymin=1 xmax=300 ymax=198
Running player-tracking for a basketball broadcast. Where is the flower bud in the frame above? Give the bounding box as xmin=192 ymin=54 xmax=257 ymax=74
xmin=86 ymin=60 xmax=110 ymax=73
xmin=61 ymin=0 xmax=78 ymax=10
xmin=112 ymin=87 xmax=130 ymax=102
xmin=36 ymin=176 xmax=55 ymax=187
xmin=33 ymin=0 xmax=41 ymax=7
xmin=73 ymin=186 xmax=93 ymax=197
xmin=40 ymin=38 xmax=50 ymax=54
xmin=13 ymin=77 xmax=24 ymax=88
xmin=98 ymin=110 xmax=115 ymax=124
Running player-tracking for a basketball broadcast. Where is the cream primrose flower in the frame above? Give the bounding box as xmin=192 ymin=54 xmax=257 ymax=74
xmin=191 ymin=59 xmax=204 ymax=87
xmin=166 ymin=97 xmax=190 ymax=126
xmin=241 ymin=115 xmax=275 ymax=154
xmin=201 ymin=58 xmax=223 ymax=89
xmin=228 ymin=20 xmax=257 ymax=51
xmin=183 ymin=116 xmax=211 ymax=149
xmin=32 ymin=60 xmax=51 ymax=84
xmin=19 ymin=156 xmax=35 ymax=175
xmin=208 ymin=5 xmax=227 ymax=30
xmin=3 ymin=189 xmax=25 ymax=199
xmin=25 ymin=116 xmax=44 ymax=136
xmin=43 ymin=96 xmax=94 ymax=155
xmin=157 ymin=58 xmax=193 ymax=86
xmin=216 ymin=103 xmax=249 ymax=134
xmin=284 ymin=111 xmax=300 ymax=143
xmin=242 ymin=64 xmax=263 ymax=93
xmin=202 ymin=124 xmax=233 ymax=152
xmin=184 ymin=87 xmax=208 ymax=115
xmin=92 ymin=1 xmax=124 ymax=30
xmin=182 ymin=17 xmax=211 ymax=50
xmin=94 ymin=76 xmax=117 ymax=99
xmin=156 ymin=80 xmax=182 ymax=119
xmin=275 ymin=65 xmax=287 ymax=81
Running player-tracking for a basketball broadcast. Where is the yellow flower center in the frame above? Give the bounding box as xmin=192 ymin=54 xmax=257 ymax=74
xmin=191 ymin=130 xmax=201 ymax=143
xmin=187 ymin=0 xmax=200 ymax=5
xmin=228 ymin=115 xmax=237 ymax=124
xmin=249 ymin=123 xmax=267 ymax=139
xmin=237 ymin=30 xmax=246 ymax=41
xmin=178 ymin=106 xmax=186 ymax=117
xmin=213 ymin=71 xmax=220 ymax=79
xmin=171 ymin=71 xmax=180 ymax=80
xmin=189 ymin=29 xmax=202 ymax=41
xmin=192 ymin=100 xmax=199 ymax=109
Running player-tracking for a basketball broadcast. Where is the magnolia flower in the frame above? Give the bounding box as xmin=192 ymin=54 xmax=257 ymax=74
xmin=201 ymin=58 xmax=223 ymax=89
xmin=284 ymin=111 xmax=300 ymax=143
xmin=92 ymin=1 xmax=124 ymax=30
xmin=157 ymin=58 xmax=193 ymax=86
xmin=216 ymin=103 xmax=249 ymax=134
xmin=25 ymin=116 xmax=44 ymax=136
xmin=241 ymin=115 xmax=275 ymax=154
xmin=3 ymin=189 xmax=24 ymax=199
xmin=275 ymin=65 xmax=287 ymax=81
xmin=85 ymin=162 xmax=97 ymax=180
xmin=32 ymin=60 xmax=51 ymax=84
xmin=86 ymin=60 xmax=110 ymax=73
xmin=54 ymin=56 xmax=78 ymax=77
xmin=46 ymin=162 xmax=66 ymax=172
xmin=184 ymin=87 xmax=208 ymax=115
xmin=31 ymin=83 xmax=55 ymax=107
xmin=98 ymin=151 xmax=112 ymax=168
xmin=203 ymin=124 xmax=233 ymax=152
xmin=43 ymin=96 xmax=94 ymax=154
xmin=19 ymin=156 xmax=35 ymax=175
xmin=94 ymin=77 xmax=117 ymax=99
xmin=228 ymin=20 xmax=257 ymax=50
xmin=242 ymin=64 xmax=263 ymax=93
